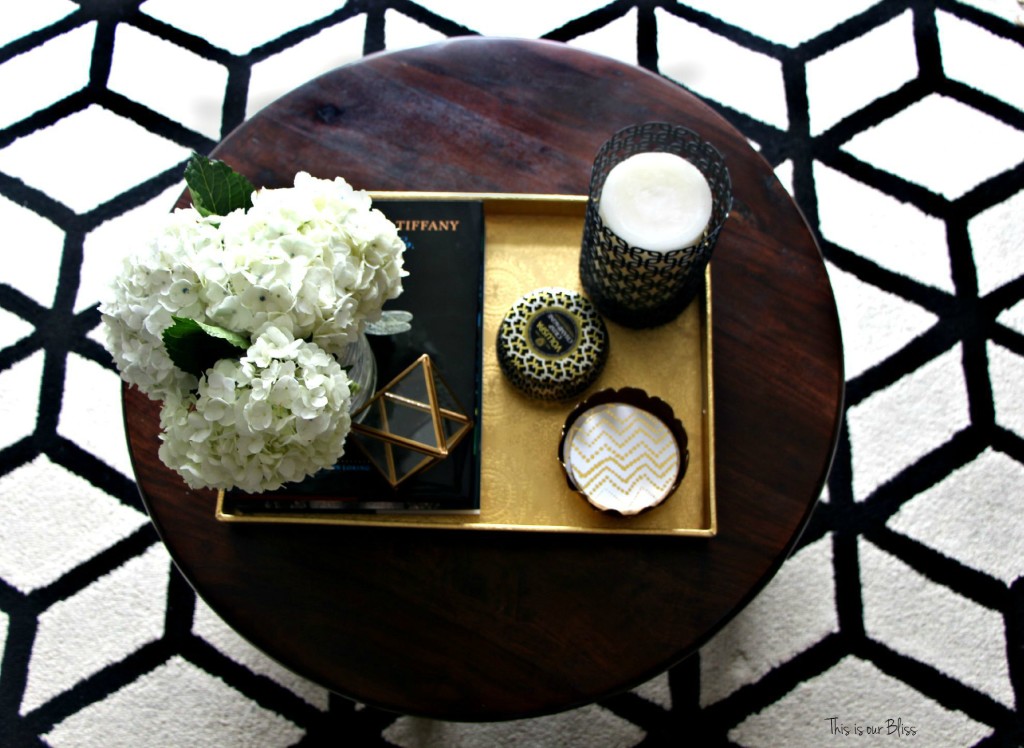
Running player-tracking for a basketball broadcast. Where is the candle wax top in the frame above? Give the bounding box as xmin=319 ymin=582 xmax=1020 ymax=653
xmin=598 ymin=152 xmax=713 ymax=253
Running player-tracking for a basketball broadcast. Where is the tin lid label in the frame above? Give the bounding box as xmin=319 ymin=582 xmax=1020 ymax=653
xmin=528 ymin=308 xmax=579 ymax=358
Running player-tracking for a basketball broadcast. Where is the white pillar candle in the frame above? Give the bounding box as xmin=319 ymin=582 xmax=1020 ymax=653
xmin=598 ymin=152 xmax=713 ymax=253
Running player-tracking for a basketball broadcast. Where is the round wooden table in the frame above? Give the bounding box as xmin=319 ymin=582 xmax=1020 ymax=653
xmin=124 ymin=38 xmax=844 ymax=720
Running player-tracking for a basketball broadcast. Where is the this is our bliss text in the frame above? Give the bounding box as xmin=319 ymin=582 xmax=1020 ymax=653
xmin=826 ymin=717 xmax=918 ymax=737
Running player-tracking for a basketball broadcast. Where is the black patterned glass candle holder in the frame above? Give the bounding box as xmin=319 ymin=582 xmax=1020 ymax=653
xmin=579 ymin=122 xmax=732 ymax=328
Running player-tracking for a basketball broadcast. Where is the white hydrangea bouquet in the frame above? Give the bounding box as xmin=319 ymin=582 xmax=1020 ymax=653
xmin=101 ymin=154 xmax=409 ymax=493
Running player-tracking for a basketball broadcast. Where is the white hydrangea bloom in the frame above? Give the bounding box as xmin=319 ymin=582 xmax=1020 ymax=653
xmin=102 ymin=170 xmax=404 ymax=492
xmin=157 ymin=328 xmax=353 ymax=493
xmin=99 ymin=207 xmax=223 ymax=400
xmin=209 ymin=172 xmax=407 ymax=355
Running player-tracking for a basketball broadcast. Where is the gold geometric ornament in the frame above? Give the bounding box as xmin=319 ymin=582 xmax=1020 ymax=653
xmin=349 ymin=354 xmax=474 ymax=488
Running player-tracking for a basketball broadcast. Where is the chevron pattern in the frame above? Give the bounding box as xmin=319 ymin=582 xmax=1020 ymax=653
xmin=2 ymin=1 xmax=1023 ymax=746
xmin=564 ymin=402 xmax=681 ymax=514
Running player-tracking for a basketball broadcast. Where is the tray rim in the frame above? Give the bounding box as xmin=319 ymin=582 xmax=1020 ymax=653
xmin=215 ymin=191 xmax=716 ymax=537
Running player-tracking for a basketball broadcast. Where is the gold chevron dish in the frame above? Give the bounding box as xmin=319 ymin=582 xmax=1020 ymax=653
xmin=559 ymin=388 xmax=689 ymax=516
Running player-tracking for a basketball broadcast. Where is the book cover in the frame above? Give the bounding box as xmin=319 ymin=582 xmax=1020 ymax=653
xmin=221 ymin=199 xmax=485 ymax=516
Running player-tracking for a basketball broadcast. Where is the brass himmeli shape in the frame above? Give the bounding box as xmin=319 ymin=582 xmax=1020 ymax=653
xmin=349 ymin=354 xmax=473 ymax=488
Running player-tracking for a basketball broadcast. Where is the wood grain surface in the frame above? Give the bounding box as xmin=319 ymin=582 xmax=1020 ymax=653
xmin=124 ymin=37 xmax=844 ymax=720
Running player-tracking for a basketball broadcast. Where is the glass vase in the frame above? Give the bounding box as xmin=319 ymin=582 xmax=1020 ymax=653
xmin=337 ymin=332 xmax=377 ymax=420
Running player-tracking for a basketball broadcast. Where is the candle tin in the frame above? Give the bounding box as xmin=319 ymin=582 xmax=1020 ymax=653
xmin=579 ymin=121 xmax=732 ymax=329
xmin=496 ymin=287 xmax=609 ymax=401
xmin=558 ymin=387 xmax=689 ymax=516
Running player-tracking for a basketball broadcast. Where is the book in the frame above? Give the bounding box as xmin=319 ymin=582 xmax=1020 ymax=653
xmin=220 ymin=199 xmax=485 ymax=516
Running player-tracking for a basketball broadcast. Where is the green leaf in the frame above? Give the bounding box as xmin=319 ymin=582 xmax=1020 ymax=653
xmin=162 ymin=316 xmax=248 ymax=378
xmin=184 ymin=152 xmax=255 ymax=217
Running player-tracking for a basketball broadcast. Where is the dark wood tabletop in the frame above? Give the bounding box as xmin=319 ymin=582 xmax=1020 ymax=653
xmin=123 ymin=37 xmax=844 ymax=720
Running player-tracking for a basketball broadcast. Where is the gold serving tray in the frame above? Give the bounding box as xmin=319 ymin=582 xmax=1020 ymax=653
xmin=216 ymin=193 xmax=716 ymax=536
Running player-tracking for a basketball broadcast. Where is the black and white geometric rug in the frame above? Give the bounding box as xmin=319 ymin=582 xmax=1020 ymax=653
xmin=2 ymin=1 xmax=1022 ymax=745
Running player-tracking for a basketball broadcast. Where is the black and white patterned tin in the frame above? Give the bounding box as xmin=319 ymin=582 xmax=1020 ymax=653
xmin=496 ymin=288 xmax=609 ymax=401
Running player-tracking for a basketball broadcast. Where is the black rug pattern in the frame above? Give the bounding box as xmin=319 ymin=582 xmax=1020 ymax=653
xmin=1 ymin=1 xmax=1022 ymax=746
